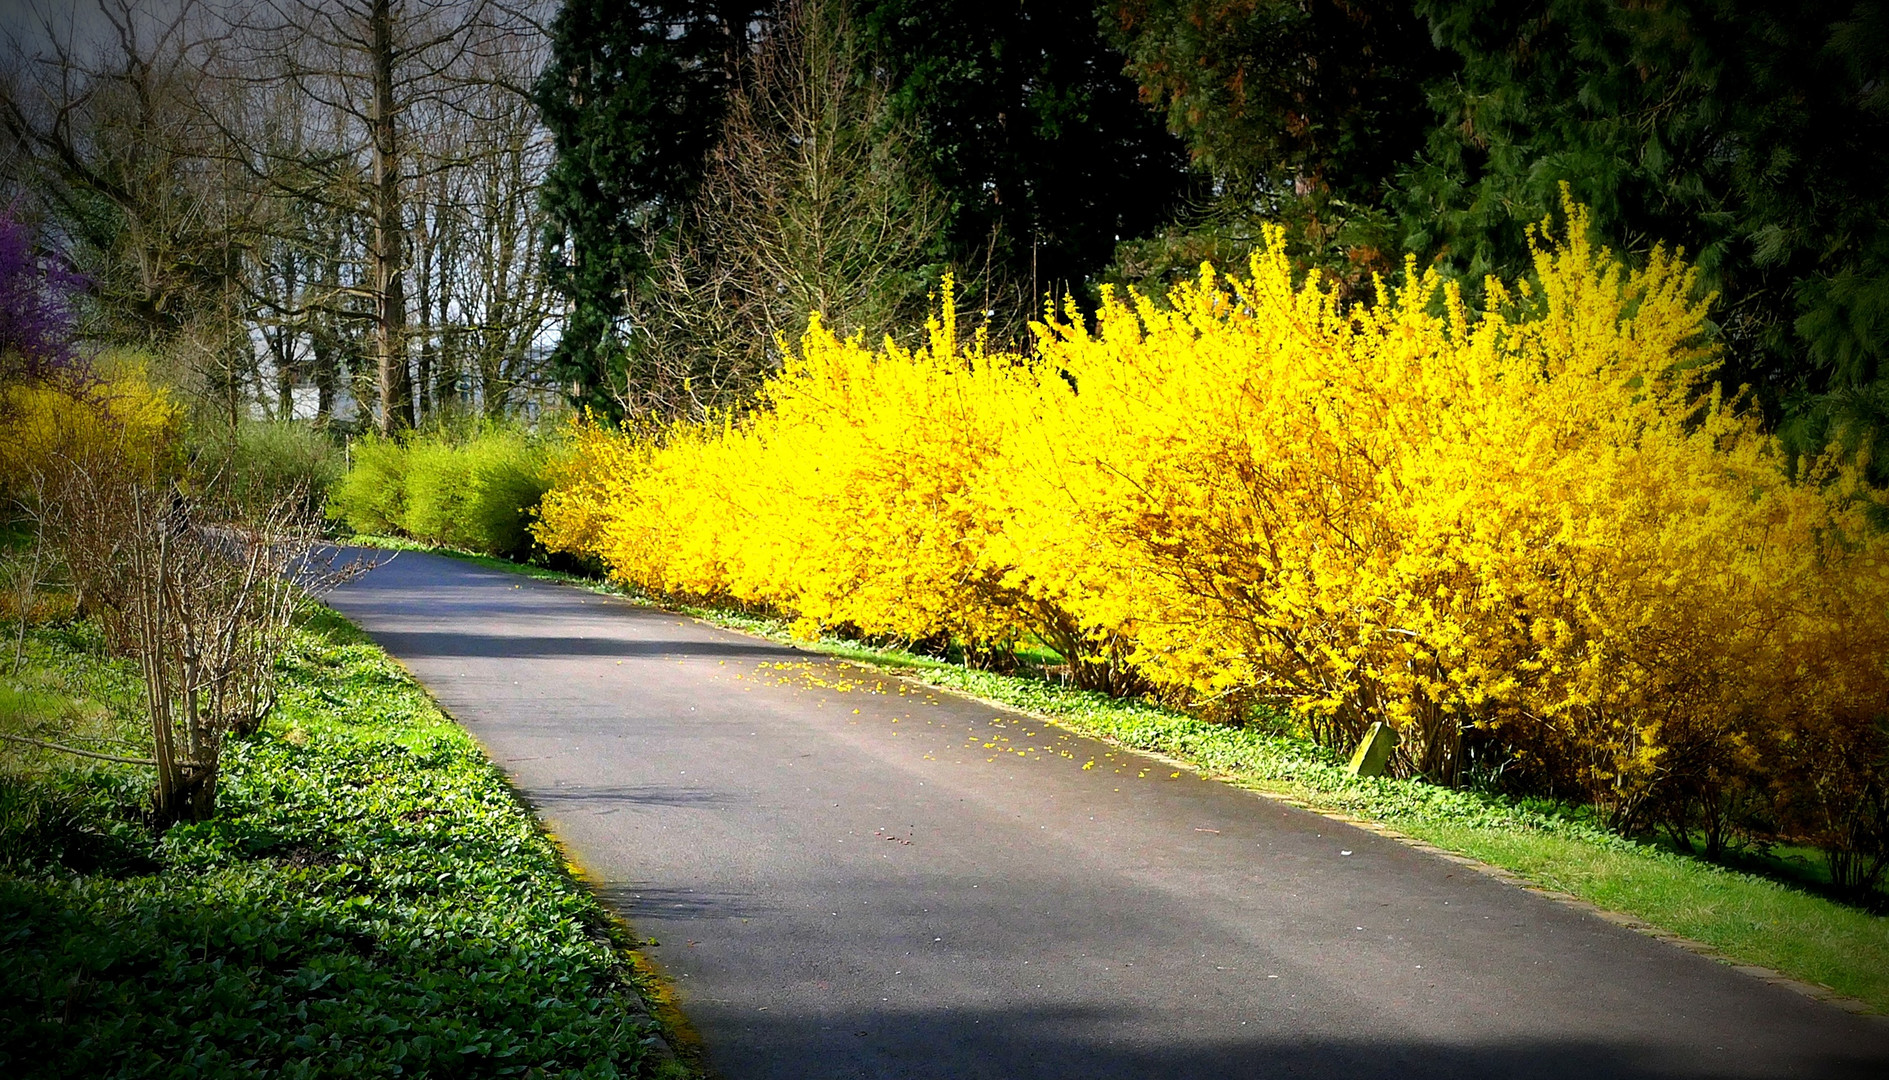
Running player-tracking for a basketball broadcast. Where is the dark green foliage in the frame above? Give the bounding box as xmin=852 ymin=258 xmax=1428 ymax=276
xmin=0 ymin=772 xmax=159 ymax=877
xmin=534 ymin=1 xmax=766 ymax=420
xmin=1779 ymin=380 xmax=1889 ymax=491
xmin=0 ymin=610 xmax=662 ymax=1079
xmin=1400 ymin=0 xmax=1889 ymax=411
xmin=1105 ymin=0 xmax=1446 ymax=204
xmin=855 ymin=0 xmax=1197 ymax=327
xmin=1106 ymin=0 xmax=1889 ymax=437
xmin=1100 ymin=0 xmax=1449 ymax=291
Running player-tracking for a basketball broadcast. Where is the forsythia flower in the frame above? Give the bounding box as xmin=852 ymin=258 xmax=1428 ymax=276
xmin=536 ymin=195 xmax=1889 ymax=853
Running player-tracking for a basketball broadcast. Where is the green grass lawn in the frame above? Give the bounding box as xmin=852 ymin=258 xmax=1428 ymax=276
xmin=380 ymin=539 xmax=1889 ymax=1015
xmin=1408 ymin=822 xmax=1889 ymax=1007
xmin=0 ymin=607 xmax=684 ymax=1079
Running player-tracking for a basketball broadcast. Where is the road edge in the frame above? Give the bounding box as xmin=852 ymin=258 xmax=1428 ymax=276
xmin=319 ymin=593 xmax=707 ymax=1079
xmin=381 ymin=544 xmax=1889 ymax=1025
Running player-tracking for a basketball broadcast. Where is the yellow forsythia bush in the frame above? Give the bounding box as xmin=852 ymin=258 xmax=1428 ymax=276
xmin=539 ymin=296 xmax=1053 ymax=648
xmin=0 ymin=358 xmax=179 ymax=495
xmin=538 ymin=198 xmax=1889 ymax=874
xmin=1003 ymin=199 xmax=1888 ymax=832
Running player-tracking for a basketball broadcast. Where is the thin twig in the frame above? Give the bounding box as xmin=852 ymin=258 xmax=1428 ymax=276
xmin=0 ymin=731 xmax=157 ymax=767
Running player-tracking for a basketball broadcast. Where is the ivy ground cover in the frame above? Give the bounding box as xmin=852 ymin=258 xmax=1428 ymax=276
xmin=0 ymin=608 xmax=677 ymax=1079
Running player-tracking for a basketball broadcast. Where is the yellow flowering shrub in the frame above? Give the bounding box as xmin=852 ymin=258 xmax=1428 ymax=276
xmin=538 ymin=196 xmax=1889 ymax=871
xmin=540 ymin=292 xmax=1055 ymax=650
xmin=1004 ymin=197 xmax=1888 ymax=825
xmin=535 ymin=415 xmax=635 ymax=560
xmin=0 ymin=359 xmax=179 ymax=495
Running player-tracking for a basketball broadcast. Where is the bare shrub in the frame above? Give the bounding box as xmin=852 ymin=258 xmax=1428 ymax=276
xmin=37 ymin=438 xmax=348 ymax=823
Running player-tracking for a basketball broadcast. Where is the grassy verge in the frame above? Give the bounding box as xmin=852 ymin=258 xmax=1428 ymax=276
xmin=387 ymin=540 xmax=1889 ymax=1015
xmin=0 ymin=608 xmax=685 ymax=1079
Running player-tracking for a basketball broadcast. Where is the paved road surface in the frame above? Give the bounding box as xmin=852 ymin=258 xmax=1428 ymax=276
xmin=325 ymin=550 xmax=1889 ymax=1079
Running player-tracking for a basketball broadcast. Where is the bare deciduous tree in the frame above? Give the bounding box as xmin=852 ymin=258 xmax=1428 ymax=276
xmin=0 ymin=0 xmax=247 ymax=352
xmin=623 ymin=0 xmax=944 ymax=419
xmin=3 ymin=0 xmax=561 ymax=431
xmin=221 ymin=0 xmax=492 ymax=432
xmin=410 ymin=29 xmax=558 ymax=418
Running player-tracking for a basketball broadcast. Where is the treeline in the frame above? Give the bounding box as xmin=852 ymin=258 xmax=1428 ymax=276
xmin=542 ymin=0 xmax=1888 ymax=464
xmin=0 ymin=0 xmax=559 ymax=434
xmin=4 ymin=2 xmax=1883 ymax=449
xmin=535 ymin=0 xmax=1194 ymax=419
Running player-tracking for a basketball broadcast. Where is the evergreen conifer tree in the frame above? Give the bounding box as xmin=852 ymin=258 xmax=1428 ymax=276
xmin=534 ymin=1 xmax=762 ymax=418
xmin=1400 ymin=0 xmax=1889 ymax=417
xmin=856 ymin=0 xmax=1194 ymax=330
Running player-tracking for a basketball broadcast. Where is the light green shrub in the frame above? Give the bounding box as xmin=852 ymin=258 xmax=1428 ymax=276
xmin=191 ymin=420 xmax=343 ymax=513
xmin=460 ymin=432 xmax=553 ymax=560
xmin=402 ymin=438 xmax=476 ymax=549
xmin=327 ymin=423 xmax=555 ymax=559
xmin=326 ymin=436 xmax=410 ymax=536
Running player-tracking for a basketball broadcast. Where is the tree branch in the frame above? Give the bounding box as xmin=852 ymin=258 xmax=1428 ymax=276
xmin=0 ymin=731 xmax=157 ymax=767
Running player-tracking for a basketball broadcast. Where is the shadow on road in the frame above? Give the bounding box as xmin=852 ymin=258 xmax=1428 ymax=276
xmin=696 ymin=1002 xmax=1885 ymax=1080
xmin=366 ymin=629 xmax=795 ymax=662
xmin=525 ymin=784 xmax=735 ymax=810
xmin=594 ymin=885 xmax=766 ymax=921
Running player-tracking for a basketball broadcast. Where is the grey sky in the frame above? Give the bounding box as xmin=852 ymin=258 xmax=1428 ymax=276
xmin=1 ymin=0 xmax=195 ymax=63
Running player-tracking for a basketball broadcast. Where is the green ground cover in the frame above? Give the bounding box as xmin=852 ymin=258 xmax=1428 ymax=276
xmin=0 ymin=607 xmax=681 ymax=1079
xmin=381 ymin=540 xmax=1889 ymax=1014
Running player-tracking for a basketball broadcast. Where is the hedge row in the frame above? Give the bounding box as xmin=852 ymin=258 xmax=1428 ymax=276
xmin=329 ymin=425 xmax=554 ymax=560
xmin=535 ymin=200 xmax=1889 ymax=895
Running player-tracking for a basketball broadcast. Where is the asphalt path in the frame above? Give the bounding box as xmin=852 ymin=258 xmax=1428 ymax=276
xmin=324 ymin=550 xmax=1889 ymax=1079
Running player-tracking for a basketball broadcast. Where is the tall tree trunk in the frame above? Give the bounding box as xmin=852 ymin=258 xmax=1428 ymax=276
xmin=273 ymin=245 xmax=299 ymax=419
xmin=436 ymin=291 xmax=455 ymax=410
xmin=433 ymin=219 xmax=455 ymax=410
xmin=371 ymin=0 xmax=412 ymax=434
xmin=313 ymin=330 xmax=337 ymax=423
xmin=414 ymin=176 xmax=434 ymax=422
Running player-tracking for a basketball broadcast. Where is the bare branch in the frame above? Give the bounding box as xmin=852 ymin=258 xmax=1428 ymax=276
xmin=0 ymin=732 xmax=157 ymax=767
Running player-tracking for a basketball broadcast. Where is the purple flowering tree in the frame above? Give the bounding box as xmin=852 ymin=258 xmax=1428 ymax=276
xmin=0 ymin=209 xmax=85 ymax=385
